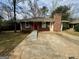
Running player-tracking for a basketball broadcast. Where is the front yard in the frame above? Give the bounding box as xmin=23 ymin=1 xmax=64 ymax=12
xmin=0 ymin=31 xmax=28 ymax=56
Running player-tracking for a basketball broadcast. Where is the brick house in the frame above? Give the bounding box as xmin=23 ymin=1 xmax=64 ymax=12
xmin=20 ymin=13 xmax=69 ymax=32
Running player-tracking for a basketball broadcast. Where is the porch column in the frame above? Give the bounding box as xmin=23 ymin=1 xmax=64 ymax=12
xmin=73 ymin=24 xmax=75 ymax=31
xmin=50 ymin=22 xmax=53 ymax=32
xmin=73 ymin=24 xmax=74 ymax=29
xmin=61 ymin=23 xmax=63 ymax=31
xmin=20 ymin=22 xmax=22 ymax=32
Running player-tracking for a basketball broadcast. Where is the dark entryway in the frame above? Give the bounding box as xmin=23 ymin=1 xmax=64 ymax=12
xmin=33 ymin=22 xmax=40 ymax=30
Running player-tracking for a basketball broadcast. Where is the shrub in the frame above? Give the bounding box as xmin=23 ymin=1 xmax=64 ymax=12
xmin=62 ymin=22 xmax=69 ymax=31
xmin=74 ymin=24 xmax=79 ymax=32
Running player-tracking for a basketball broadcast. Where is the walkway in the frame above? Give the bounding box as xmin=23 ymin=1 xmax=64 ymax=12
xmin=9 ymin=31 xmax=79 ymax=59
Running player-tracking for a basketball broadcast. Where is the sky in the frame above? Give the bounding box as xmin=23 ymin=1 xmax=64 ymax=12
xmin=0 ymin=0 xmax=79 ymax=19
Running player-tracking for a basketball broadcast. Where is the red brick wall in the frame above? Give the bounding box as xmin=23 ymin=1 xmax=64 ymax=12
xmin=53 ymin=13 xmax=62 ymax=32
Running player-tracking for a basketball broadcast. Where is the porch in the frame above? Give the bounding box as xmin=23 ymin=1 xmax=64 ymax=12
xmin=20 ymin=22 xmax=50 ymax=31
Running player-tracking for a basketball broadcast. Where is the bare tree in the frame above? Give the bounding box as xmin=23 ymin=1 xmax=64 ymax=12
xmin=27 ymin=0 xmax=42 ymax=17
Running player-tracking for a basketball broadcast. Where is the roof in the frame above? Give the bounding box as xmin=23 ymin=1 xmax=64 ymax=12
xmin=62 ymin=20 xmax=70 ymax=23
xmin=20 ymin=17 xmax=70 ymax=23
xmin=20 ymin=17 xmax=53 ymax=22
xmin=70 ymin=20 xmax=79 ymax=24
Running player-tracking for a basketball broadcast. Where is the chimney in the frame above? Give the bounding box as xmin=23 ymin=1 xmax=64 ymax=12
xmin=53 ymin=13 xmax=62 ymax=32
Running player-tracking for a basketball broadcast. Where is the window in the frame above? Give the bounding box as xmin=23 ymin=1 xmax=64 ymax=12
xmin=42 ymin=22 xmax=46 ymax=28
xmin=25 ymin=22 xmax=30 ymax=28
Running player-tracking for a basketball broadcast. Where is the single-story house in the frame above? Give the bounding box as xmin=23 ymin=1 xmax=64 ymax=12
xmin=68 ymin=20 xmax=79 ymax=31
xmin=20 ymin=13 xmax=69 ymax=32
xmin=70 ymin=20 xmax=79 ymax=28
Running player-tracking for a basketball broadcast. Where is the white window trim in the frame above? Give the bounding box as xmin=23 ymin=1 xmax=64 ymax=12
xmin=42 ymin=22 xmax=46 ymax=28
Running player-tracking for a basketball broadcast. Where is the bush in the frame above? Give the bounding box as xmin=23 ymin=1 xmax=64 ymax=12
xmin=74 ymin=24 xmax=79 ymax=32
xmin=0 ymin=19 xmax=20 ymax=31
xmin=62 ymin=22 xmax=69 ymax=31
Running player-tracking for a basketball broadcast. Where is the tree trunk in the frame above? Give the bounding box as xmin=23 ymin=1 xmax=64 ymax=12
xmin=13 ymin=0 xmax=17 ymax=33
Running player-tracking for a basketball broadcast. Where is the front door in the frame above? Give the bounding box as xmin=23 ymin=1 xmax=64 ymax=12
xmin=33 ymin=22 xmax=39 ymax=30
xmin=34 ymin=23 xmax=38 ymax=30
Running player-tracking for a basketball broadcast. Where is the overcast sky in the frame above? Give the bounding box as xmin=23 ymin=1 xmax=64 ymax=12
xmin=0 ymin=0 xmax=79 ymax=19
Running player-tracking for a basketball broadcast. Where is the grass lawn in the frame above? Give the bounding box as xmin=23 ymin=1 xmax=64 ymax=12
xmin=0 ymin=31 xmax=29 ymax=56
xmin=65 ymin=30 xmax=79 ymax=36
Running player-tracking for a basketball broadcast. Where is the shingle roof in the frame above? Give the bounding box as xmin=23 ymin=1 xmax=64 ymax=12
xmin=62 ymin=20 xmax=70 ymax=23
xmin=70 ymin=20 xmax=79 ymax=24
xmin=20 ymin=17 xmax=69 ymax=23
xmin=20 ymin=17 xmax=53 ymax=22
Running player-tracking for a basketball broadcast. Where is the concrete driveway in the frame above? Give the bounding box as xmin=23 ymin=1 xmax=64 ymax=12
xmin=10 ymin=31 xmax=79 ymax=59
